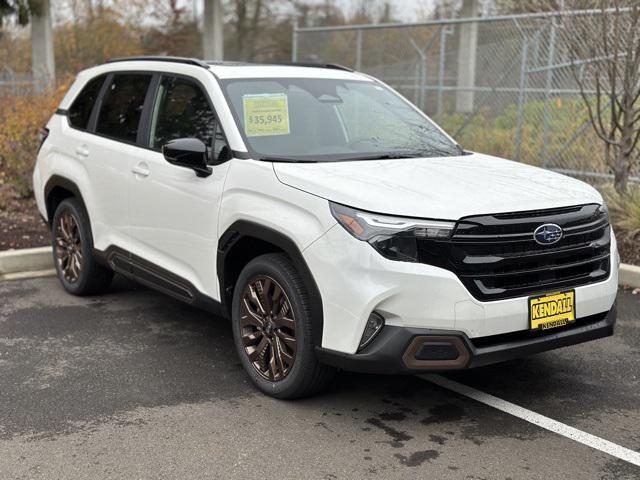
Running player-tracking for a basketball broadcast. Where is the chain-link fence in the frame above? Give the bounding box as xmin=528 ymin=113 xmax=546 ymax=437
xmin=293 ymin=9 xmax=639 ymax=185
xmin=0 ymin=67 xmax=49 ymax=97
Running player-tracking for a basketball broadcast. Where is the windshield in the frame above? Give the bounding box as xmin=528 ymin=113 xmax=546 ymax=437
xmin=221 ymin=78 xmax=463 ymax=162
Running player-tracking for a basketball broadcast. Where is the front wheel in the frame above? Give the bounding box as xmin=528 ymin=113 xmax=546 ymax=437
xmin=231 ymin=253 xmax=335 ymax=399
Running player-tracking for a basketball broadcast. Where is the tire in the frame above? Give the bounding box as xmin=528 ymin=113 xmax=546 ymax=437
xmin=231 ymin=253 xmax=336 ymax=399
xmin=51 ymin=198 xmax=113 ymax=296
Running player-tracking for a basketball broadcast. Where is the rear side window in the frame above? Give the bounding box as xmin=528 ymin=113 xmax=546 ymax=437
xmin=68 ymin=74 xmax=106 ymax=129
xmin=96 ymin=74 xmax=152 ymax=143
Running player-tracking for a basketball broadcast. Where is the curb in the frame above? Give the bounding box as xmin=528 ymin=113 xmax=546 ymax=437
xmin=619 ymin=263 xmax=640 ymax=290
xmin=0 ymin=247 xmax=55 ymax=282
xmin=1 ymin=246 xmax=640 ymax=289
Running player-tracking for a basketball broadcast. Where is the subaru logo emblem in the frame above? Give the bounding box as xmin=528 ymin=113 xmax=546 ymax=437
xmin=533 ymin=223 xmax=563 ymax=245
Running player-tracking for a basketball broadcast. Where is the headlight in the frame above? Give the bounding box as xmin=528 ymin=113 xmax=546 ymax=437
xmin=598 ymin=202 xmax=609 ymax=217
xmin=329 ymin=202 xmax=455 ymax=262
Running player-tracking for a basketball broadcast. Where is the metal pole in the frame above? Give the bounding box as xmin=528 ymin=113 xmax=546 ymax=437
xmin=420 ymin=56 xmax=427 ymax=112
xmin=409 ymin=37 xmax=427 ymax=112
xmin=455 ymin=0 xmax=479 ymax=113
xmin=30 ymin=0 xmax=55 ymax=88
xmin=515 ymin=39 xmax=529 ymax=162
xmin=355 ymin=29 xmax=363 ymax=70
xmin=541 ymin=18 xmax=557 ymax=167
xmin=292 ymin=18 xmax=299 ymax=62
xmin=437 ymin=26 xmax=448 ymax=117
xmin=202 ymin=0 xmax=224 ymax=61
xmin=413 ymin=62 xmax=420 ymax=105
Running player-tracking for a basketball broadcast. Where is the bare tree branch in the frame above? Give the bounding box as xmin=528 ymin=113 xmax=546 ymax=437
xmin=566 ymin=0 xmax=640 ymax=192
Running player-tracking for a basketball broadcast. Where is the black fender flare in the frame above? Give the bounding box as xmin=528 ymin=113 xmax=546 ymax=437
xmin=217 ymin=220 xmax=324 ymax=347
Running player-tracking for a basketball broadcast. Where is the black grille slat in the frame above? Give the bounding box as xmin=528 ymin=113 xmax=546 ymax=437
xmin=461 ymin=237 xmax=609 ymax=264
xmin=416 ymin=204 xmax=611 ymax=301
xmin=462 ymin=253 xmax=610 ymax=279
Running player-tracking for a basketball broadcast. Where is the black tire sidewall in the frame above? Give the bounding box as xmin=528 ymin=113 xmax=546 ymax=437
xmin=231 ymin=254 xmax=316 ymax=398
xmin=51 ymin=199 xmax=98 ymax=295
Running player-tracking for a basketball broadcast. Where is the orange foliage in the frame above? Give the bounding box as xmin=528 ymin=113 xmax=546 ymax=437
xmin=0 ymin=80 xmax=71 ymax=200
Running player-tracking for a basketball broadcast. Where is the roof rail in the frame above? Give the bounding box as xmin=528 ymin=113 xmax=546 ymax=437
xmin=273 ymin=62 xmax=354 ymax=72
xmin=106 ymin=56 xmax=210 ymax=68
xmin=106 ymin=57 xmax=354 ymax=73
xmin=205 ymin=61 xmax=354 ymax=72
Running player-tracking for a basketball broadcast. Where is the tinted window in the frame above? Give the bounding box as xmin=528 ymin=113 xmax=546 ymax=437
xmin=68 ymin=74 xmax=106 ymax=129
xmin=149 ymin=76 xmax=217 ymax=151
xmin=96 ymin=74 xmax=152 ymax=143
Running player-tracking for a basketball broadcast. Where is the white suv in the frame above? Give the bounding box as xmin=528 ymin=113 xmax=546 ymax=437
xmin=34 ymin=57 xmax=619 ymax=398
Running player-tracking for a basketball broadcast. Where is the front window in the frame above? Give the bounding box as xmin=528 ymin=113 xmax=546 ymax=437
xmin=148 ymin=76 xmax=228 ymax=162
xmin=221 ymin=77 xmax=462 ymax=162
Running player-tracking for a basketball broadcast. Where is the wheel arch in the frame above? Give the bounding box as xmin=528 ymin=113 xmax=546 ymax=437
xmin=218 ymin=220 xmax=324 ymax=347
xmin=43 ymin=175 xmax=88 ymax=227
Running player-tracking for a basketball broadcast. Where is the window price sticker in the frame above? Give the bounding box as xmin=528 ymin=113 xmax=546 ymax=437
xmin=243 ymin=93 xmax=291 ymax=137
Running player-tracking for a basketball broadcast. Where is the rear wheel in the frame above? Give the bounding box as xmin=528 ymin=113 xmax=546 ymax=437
xmin=51 ymin=198 xmax=113 ymax=295
xmin=231 ymin=253 xmax=335 ymax=399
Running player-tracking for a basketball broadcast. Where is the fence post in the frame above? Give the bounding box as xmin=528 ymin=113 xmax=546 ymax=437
xmin=413 ymin=62 xmax=420 ymax=105
xmin=437 ymin=26 xmax=448 ymax=117
xmin=455 ymin=0 xmax=479 ymax=113
xmin=541 ymin=16 xmax=558 ymax=167
xmin=291 ymin=18 xmax=299 ymax=62
xmin=515 ymin=39 xmax=529 ymax=162
xmin=409 ymin=37 xmax=427 ymax=112
xmin=355 ymin=29 xmax=363 ymax=71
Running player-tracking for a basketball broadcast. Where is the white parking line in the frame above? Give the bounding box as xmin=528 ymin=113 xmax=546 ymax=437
xmin=420 ymin=374 xmax=640 ymax=468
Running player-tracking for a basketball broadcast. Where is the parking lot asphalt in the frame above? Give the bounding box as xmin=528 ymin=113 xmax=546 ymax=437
xmin=0 ymin=276 xmax=639 ymax=480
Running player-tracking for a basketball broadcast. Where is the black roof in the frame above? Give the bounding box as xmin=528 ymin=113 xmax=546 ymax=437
xmin=106 ymin=56 xmax=353 ymax=72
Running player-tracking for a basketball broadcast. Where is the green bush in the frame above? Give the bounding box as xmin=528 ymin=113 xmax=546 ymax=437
xmin=604 ymin=186 xmax=640 ymax=242
xmin=436 ymin=97 xmax=604 ymax=171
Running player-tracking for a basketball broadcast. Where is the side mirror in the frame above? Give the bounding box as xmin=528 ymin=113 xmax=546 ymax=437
xmin=162 ymin=138 xmax=212 ymax=178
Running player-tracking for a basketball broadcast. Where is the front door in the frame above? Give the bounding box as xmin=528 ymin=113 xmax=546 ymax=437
xmin=127 ymin=74 xmax=230 ymax=300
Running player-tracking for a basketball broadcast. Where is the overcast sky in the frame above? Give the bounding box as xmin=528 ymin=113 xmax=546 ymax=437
xmin=191 ymin=0 xmax=438 ymax=24
xmin=37 ymin=0 xmax=440 ymax=30
xmin=301 ymin=0 xmax=437 ymax=21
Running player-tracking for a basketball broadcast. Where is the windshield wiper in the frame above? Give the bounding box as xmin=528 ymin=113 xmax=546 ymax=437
xmin=341 ymin=152 xmax=425 ymax=161
xmin=258 ymin=156 xmax=319 ymax=163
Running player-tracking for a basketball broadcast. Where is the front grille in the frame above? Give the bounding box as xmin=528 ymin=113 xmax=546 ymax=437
xmin=417 ymin=204 xmax=611 ymax=301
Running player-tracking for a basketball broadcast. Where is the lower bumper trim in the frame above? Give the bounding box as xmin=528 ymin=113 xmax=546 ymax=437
xmin=316 ymin=304 xmax=616 ymax=374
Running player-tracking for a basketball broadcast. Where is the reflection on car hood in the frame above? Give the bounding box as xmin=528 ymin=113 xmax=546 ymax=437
xmin=273 ymin=152 xmax=603 ymax=219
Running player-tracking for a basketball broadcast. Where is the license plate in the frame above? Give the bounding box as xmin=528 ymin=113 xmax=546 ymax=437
xmin=529 ymin=290 xmax=576 ymax=331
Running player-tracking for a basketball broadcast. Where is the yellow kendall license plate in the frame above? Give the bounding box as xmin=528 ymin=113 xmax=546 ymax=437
xmin=529 ymin=290 xmax=576 ymax=331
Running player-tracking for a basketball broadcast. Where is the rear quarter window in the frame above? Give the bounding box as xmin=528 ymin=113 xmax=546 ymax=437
xmin=68 ymin=74 xmax=107 ymax=130
xmin=95 ymin=74 xmax=152 ymax=143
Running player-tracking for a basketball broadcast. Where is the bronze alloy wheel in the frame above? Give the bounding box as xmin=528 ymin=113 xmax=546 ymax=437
xmin=239 ymin=275 xmax=297 ymax=381
xmin=55 ymin=212 xmax=83 ymax=284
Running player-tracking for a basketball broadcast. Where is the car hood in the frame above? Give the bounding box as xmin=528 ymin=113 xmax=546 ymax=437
xmin=273 ymin=152 xmax=603 ymax=220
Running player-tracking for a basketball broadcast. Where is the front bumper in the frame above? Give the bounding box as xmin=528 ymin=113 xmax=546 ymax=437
xmin=316 ymin=305 xmax=616 ymax=374
xmin=304 ymin=223 xmax=619 ymax=354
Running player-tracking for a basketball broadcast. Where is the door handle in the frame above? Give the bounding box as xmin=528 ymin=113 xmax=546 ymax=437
xmin=132 ymin=163 xmax=150 ymax=178
xmin=75 ymin=145 xmax=89 ymax=158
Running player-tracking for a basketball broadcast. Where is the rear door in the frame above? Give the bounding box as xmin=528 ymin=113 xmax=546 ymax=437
xmin=56 ymin=74 xmax=109 ymax=243
xmin=127 ymin=74 xmax=231 ymax=299
xmin=83 ymin=72 xmax=154 ymax=251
